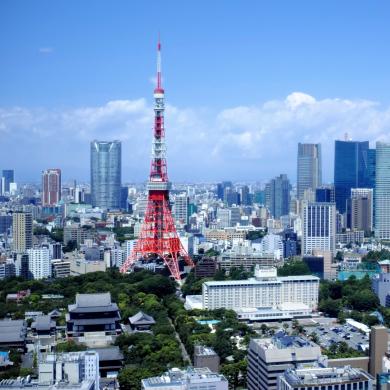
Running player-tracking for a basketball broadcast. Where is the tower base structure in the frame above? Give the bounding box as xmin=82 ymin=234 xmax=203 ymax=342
xmin=120 ymin=191 xmax=193 ymax=280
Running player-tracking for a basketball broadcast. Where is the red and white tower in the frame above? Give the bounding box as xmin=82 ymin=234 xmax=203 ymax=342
xmin=120 ymin=40 xmax=194 ymax=280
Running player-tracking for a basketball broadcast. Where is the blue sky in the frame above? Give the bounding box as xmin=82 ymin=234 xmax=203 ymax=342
xmin=1 ymin=1 xmax=390 ymax=183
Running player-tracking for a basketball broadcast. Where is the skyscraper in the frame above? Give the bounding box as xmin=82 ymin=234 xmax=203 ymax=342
xmin=216 ymin=181 xmax=232 ymax=201
xmin=90 ymin=140 xmax=121 ymax=210
xmin=173 ymin=193 xmax=189 ymax=225
xmin=351 ymin=188 xmax=373 ymax=235
xmin=297 ymin=143 xmax=322 ymax=199
xmin=1 ymin=169 xmax=14 ymax=194
xmin=375 ymin=142 xmax=390 ymax=239
xmin=42 ymin=168 xmax=61 ymax=206
xmin=12 ymin=211 xmax=33 ymax=253
xmin=265 ymin=174 xmax=290 ymax=219
xmin=27 ymin=247 xmax=51 ymax=280
xmin=302 ymin=202 xmax=336 ymax=255
xmin=334 ymin=140 xmax=373 ymax=214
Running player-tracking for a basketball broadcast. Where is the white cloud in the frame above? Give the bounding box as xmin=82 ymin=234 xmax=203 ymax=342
xmin=1 ymin=93 xmax=390 ymax=182
xmin=38 ymin=47 xmax=54 ymax=54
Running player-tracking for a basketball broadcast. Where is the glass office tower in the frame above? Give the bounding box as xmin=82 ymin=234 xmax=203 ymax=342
xmin=375 ymin=142 xmax=390 ymax=239
xmin=334 ymin=140 xmax=373 ymax=214
xmin=90 ymin=140 xmax=121 ymax=210
xmin=297 ymin=143 xmax=322 ymax=200
xmin=1 ymin=169 xmax=14 ymax=194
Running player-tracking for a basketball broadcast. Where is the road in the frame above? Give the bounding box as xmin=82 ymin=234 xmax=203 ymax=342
xmin=168 ymin=317 xmax=191 ymax=364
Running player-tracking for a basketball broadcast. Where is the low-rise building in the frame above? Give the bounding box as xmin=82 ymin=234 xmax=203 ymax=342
xmin=202 ymin=266 xmax=319 ymax=312
xmin=278 ymin=366 xmax=373 ymax=390
xmin=0 ymin=320 xmax=27 ymax=350
xmin=39 ymin=351 xmax=99 ymax=389
xmin=194 ymin=346 xmax=220 ymax=373
xmin=129 ymin=311 xmax=155 ymax=332
xmin=141 ymin=367 xmax=228 ymax=390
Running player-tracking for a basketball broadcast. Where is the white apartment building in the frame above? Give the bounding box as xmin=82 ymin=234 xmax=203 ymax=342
xmin=27 ymin=248 xmax=51 ymax=280
xmin=302 ymin=202 xmax=336 ymax=255
xmin=202 ymin=266 xmax=319 ymax=311
xmin=39 ymin=351 xmax=99 ymax=389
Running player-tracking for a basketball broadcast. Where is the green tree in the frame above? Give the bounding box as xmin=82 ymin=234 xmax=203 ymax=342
xmin=118 ymin=367 xmax=154 ymax=390
xmin=277 ymin=261 xmax=311 ymax=276
xmin=56 ymin=340 xmax=87 ymax=352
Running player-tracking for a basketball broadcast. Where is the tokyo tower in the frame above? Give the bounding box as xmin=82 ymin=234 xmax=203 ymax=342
xmin=120 ymin=39 xmax=194 ymax=280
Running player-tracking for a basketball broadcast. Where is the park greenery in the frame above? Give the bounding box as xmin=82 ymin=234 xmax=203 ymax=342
xmin=363 ymin=249 xmax=390 ymax=262
xmin=318 ymin=275 xmax=379 ymax=321
xmin=277 ymin=260 xmax=311 ymax=276
xmin=181 ymin=267 xmax=251 ymax=296
xmin=322 ymin=341 xmax=365 ymax=359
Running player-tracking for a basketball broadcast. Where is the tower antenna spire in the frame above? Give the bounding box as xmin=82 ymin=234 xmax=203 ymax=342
xmin=156 ymin=34 xmax=163 ymax=92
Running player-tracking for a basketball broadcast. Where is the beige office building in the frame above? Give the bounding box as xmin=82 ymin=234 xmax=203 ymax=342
xmin=12 ymin=212 xmax=33 ymax=253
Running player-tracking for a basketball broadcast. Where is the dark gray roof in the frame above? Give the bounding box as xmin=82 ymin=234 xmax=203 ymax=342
xmin=95 ymin=346 xmax=124 ymax=361
xmin=129 ymin=311 xmax=156 ymax=325
xmin=68 ymin=318 xmax=119 ymax=326
xmin=68 ymin=293 xmax=119 ymax=313
xmin=76 ymin=293 xmax=112 ymax=307
xmin=32 ymin=316 xmax=56 ymax=331
xmin=48 ymin=309 xmax=61 ymax=318
xmin=0 ymin=320 xmax=26 ymax=343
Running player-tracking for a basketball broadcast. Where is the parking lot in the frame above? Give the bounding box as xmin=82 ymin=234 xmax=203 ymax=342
xmin=304 ymin=322 xmax=370 ymax=351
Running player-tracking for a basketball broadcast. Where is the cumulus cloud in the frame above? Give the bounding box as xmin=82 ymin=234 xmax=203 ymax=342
xmin=1 ymin=92 xmax=390 ymax=183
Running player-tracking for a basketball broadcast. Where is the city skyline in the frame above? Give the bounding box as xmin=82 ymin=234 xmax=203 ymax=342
xmin=2 ymin=1 xmax=390 ymax=183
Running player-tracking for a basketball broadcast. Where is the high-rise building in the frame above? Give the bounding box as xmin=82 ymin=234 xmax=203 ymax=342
xmin=1 ymin=169 xmax=14 ymax=194
xmin=247 ymin=333 xmax=322 ymax=390
xmin=315 ymin=186 xmax=335 ymax=203
xmin=216 ymin=181 xmax=232 ymax=201
xmin=12 ymin=211 xmax=33 ymax=253
xmin=90 ymin=140 xmax=121 ymax=210
xmin=351 ymin=188 xmax=373 ymax=235
xmin=375 ymin=142 xmax=390 ymax=239
xmin=240 ymin=185 xmax=251 ymax=205
xmin=13 ymin=253 xmax=29 ymax=278
xmin=42 ymin=169 xmax=61 ymax=206
xmin=0 ymin=214 xmax=12 ymax=234
xmin=302 ymin=202 xmax=336 ymax=255
xmin=173 ymin=193 xmax=189 ymax=225
xmin=334 ymin=140 xmax=373 ymax=214
xmin=224 ymin=187 xmax=240 ymax=206
xmin=297 ymin=143 xmax=322 ymax=200
xmin=120 ymin=186 xmax=129 ymax=210
xmin=27 ymin=248 xmax=51 ymax=280
xmin=369 ymin=325 xmax=388 ymax=378
xmin=265 ymin=174 xmax=290 ymax=219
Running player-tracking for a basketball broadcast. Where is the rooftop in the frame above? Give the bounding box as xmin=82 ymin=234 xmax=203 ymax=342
xmin=129 ymin=311 xmax=155 ymax=325
xmin=254 ymin=331 xmax=316 ymax=350
xmin=282 ymin=366 xmax=372 ymax=386
xmin=142 ymin=367 xmax=227 ymax=388
xmin=203 ymin=274 xmax=319 ymax=287
xmin=194 ymin=346 xmax=218 ymax=356
xmin=68 ymin=293 xmax=119 ymax=313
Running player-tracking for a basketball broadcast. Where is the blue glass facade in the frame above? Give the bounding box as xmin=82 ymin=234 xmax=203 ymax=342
xmin=90 ymin=140 xmax=121 ymax=210
xmin=334 ymin=140 xmax=374 ymax=213
xmin=265 ymin=174 xmax=290 ymax=219
xmin=1 ymin=170 xmax=14 ymax=194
